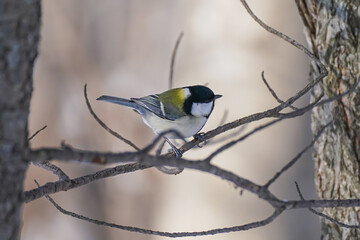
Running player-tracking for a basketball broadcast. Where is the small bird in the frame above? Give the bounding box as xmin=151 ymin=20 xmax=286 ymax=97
xmin=97 ymin=85 xmax=222 ymax=157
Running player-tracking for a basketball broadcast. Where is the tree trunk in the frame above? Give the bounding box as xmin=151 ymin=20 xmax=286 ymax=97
xmin=297 ymin=0 xmax=360 ymax=239
xmin=0 ymin=1 xmax=41 ymax=239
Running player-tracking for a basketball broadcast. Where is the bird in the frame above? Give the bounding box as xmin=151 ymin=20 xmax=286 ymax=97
xmin=97 ymin=85 xmax=222 ymax=157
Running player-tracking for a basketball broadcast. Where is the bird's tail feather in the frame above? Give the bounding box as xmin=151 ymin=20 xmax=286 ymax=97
xmin=96 ymin=95 xmax=137 ymax=109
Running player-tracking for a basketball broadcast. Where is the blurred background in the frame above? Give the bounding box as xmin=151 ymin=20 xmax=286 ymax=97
xmin=24 ymin=0 xmax=319 ymax=239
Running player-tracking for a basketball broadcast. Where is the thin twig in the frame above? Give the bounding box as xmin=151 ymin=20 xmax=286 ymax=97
xmin=277 ymin=78 xmax=360 ymax=119
xmin=28 ymin=125 xmax=47 ymax=141
xmin=37 ymin=180 xmax=283 ymax=238
xmin=204 ymin=125 xmax=247 ymax=146
xmin=154 ymin=139 xmax=184 ymax=175
xmin=261 ymin=71 xmax=298 ymax=110
xmin=169 ymin=32 xmax=184 ymax=90
xmin=84 ymin=84 xmax=140 ymax=151
xmin=141 ymin=129 xmax=186 ymax=175
xmin=25 ymin=163 xmax=151 ymax=203
xmin=239 ymin=0 xmax=323 ymax=67
xmin=202 ymin=109 xmax=247 ymax=146
xmin=155 ymin=140 xmax=166 ymax=156
xmin=181 ymin=69 xmax=327 ymax=153
xmin=295 ymin=182 xmax=360 ymax=229
xmin=140 ymin=131 xmax=185 ymax=175
xmin=32 ymin=161 xmax=70 ymax=181
xmin=33 ymin=80 xmax=352 ymax=165
xmin=140 ymin=129 xmax=186 ymax=154
xmin=26 ymin=0 xmax=360 ymax=237
xmin=264 ymin=119 xmax=334 ymax=188
xmin=204 ymin=119 xmax=282 ymax=162
xmin=294 ymin=0 xmax=318 ymax=59
xmin=30 ymin=148 xmax=142 ymax=164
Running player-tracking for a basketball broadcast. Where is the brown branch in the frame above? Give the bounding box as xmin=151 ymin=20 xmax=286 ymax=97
xmin=84 ymin=84 xmax=140 ymax=151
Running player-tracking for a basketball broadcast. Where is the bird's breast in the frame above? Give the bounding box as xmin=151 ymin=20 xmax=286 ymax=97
xmin=142 ymin=113 xmax=207 ymax=138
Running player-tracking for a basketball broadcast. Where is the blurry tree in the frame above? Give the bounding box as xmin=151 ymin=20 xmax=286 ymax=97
xmin=297 ymin=0 xmax=360 ymax=238
xmin=0 ymin=1 xmax=41 ymax=240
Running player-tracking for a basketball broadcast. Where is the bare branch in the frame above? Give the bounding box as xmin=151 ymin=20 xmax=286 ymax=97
xmin=294 ymin=0 xmax=318 ymax=59
xmin=183 ymin=69 xmax=327 ymax=153
xmin=239 ymin=0 xmax=323 ymax=68
xmin=204 ymin=125 xmax=247 ymax=146
xmin=81 ymin=0 xmax=335 ymax=163
xmin=287 ymin=199 xmax=360 ymax=209
xmin=29 ymin=146 xmax=360 ymax=209
xmin=295 ymin=182 xmax=360 ymax=229
xmin=204 ymin=119 xmax=282 ymax=162
xmin=84 ymin=84 xmax=140 ymax=151
xmin=30 ymin=148 xmax=143 ymax=164
xmin=169 ymin=32 xmax=184 ymax=89
xmin=25 ymin=163 xmax=150 ymax=203
xmin=200 ymin=110 xmax=247 ymax=147
xmin=24 ymin=0 xmax=360 ymax=238
xmin=155 ymin=139 xmax=166 ymax=156
xmin=264 ymin=118 xmax=335 ymax=188
xmin=277 ymin=78 xmax=359 ymax=119
xmin=28 ymin=125 xmax=47 ymax=141
xmin=261 ymin=71 xmax=298 ymax=110
xmin=38 ymin=181 xmax=283 ymax=238
xmin=140 ymin=129 xmax=186 ymax=154
xmin=152 ymin=138 xmax=184 ymax=175
xmin=32 ymin=161 xmax=70 ymax=181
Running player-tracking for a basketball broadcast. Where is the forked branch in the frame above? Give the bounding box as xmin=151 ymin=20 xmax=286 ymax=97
xmin=26 ymin=0 xmax=360 ymax=238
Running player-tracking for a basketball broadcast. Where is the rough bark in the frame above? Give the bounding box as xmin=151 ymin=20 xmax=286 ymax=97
xmin=298 ymin=0 xmax=360 ymax=239
xmin=0 ymin=1 xmax=41 ymax=239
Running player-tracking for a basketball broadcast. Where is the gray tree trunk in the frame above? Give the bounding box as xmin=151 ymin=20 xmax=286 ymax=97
xmin=298 ymin=0 xmax=360 ymax=239
xmin=0 ymin=1 xmax=41 ymax=239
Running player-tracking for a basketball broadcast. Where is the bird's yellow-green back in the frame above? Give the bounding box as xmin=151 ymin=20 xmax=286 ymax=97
xmin=158 ymin=88 xmax=188 ymax=114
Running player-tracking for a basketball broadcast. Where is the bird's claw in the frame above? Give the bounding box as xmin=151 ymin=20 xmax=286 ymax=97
xmin=168 ymin=147 xmax=182 ymax=158
xmin=194 ymin=132 xmax=206 ymax=148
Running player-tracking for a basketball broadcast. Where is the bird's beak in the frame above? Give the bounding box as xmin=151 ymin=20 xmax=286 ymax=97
xmin=215 ymin=94 xmax=222 ymax=99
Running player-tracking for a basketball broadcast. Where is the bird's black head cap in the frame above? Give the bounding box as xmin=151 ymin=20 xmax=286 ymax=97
xmin=183 ymin=85 xmax=222 ymax=115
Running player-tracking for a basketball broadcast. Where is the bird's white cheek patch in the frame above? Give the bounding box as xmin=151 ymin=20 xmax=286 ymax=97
xmin=191 ymin=102 xmax=213 ymax=117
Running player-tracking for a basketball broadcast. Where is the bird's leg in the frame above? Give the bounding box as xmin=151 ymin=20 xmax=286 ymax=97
xmin=163 ymin=136 xmax=182 ymax=158
xmin=193 ymin=132 xmax=206 ymax=148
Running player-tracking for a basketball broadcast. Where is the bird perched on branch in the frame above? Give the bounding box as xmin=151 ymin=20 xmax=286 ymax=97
xmin=97 ymin=85 xmax=222 ymax=157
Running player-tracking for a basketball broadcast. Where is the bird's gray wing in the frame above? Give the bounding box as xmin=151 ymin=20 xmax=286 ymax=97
xmin=131 ymin=95 xmax=186 ymax=121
